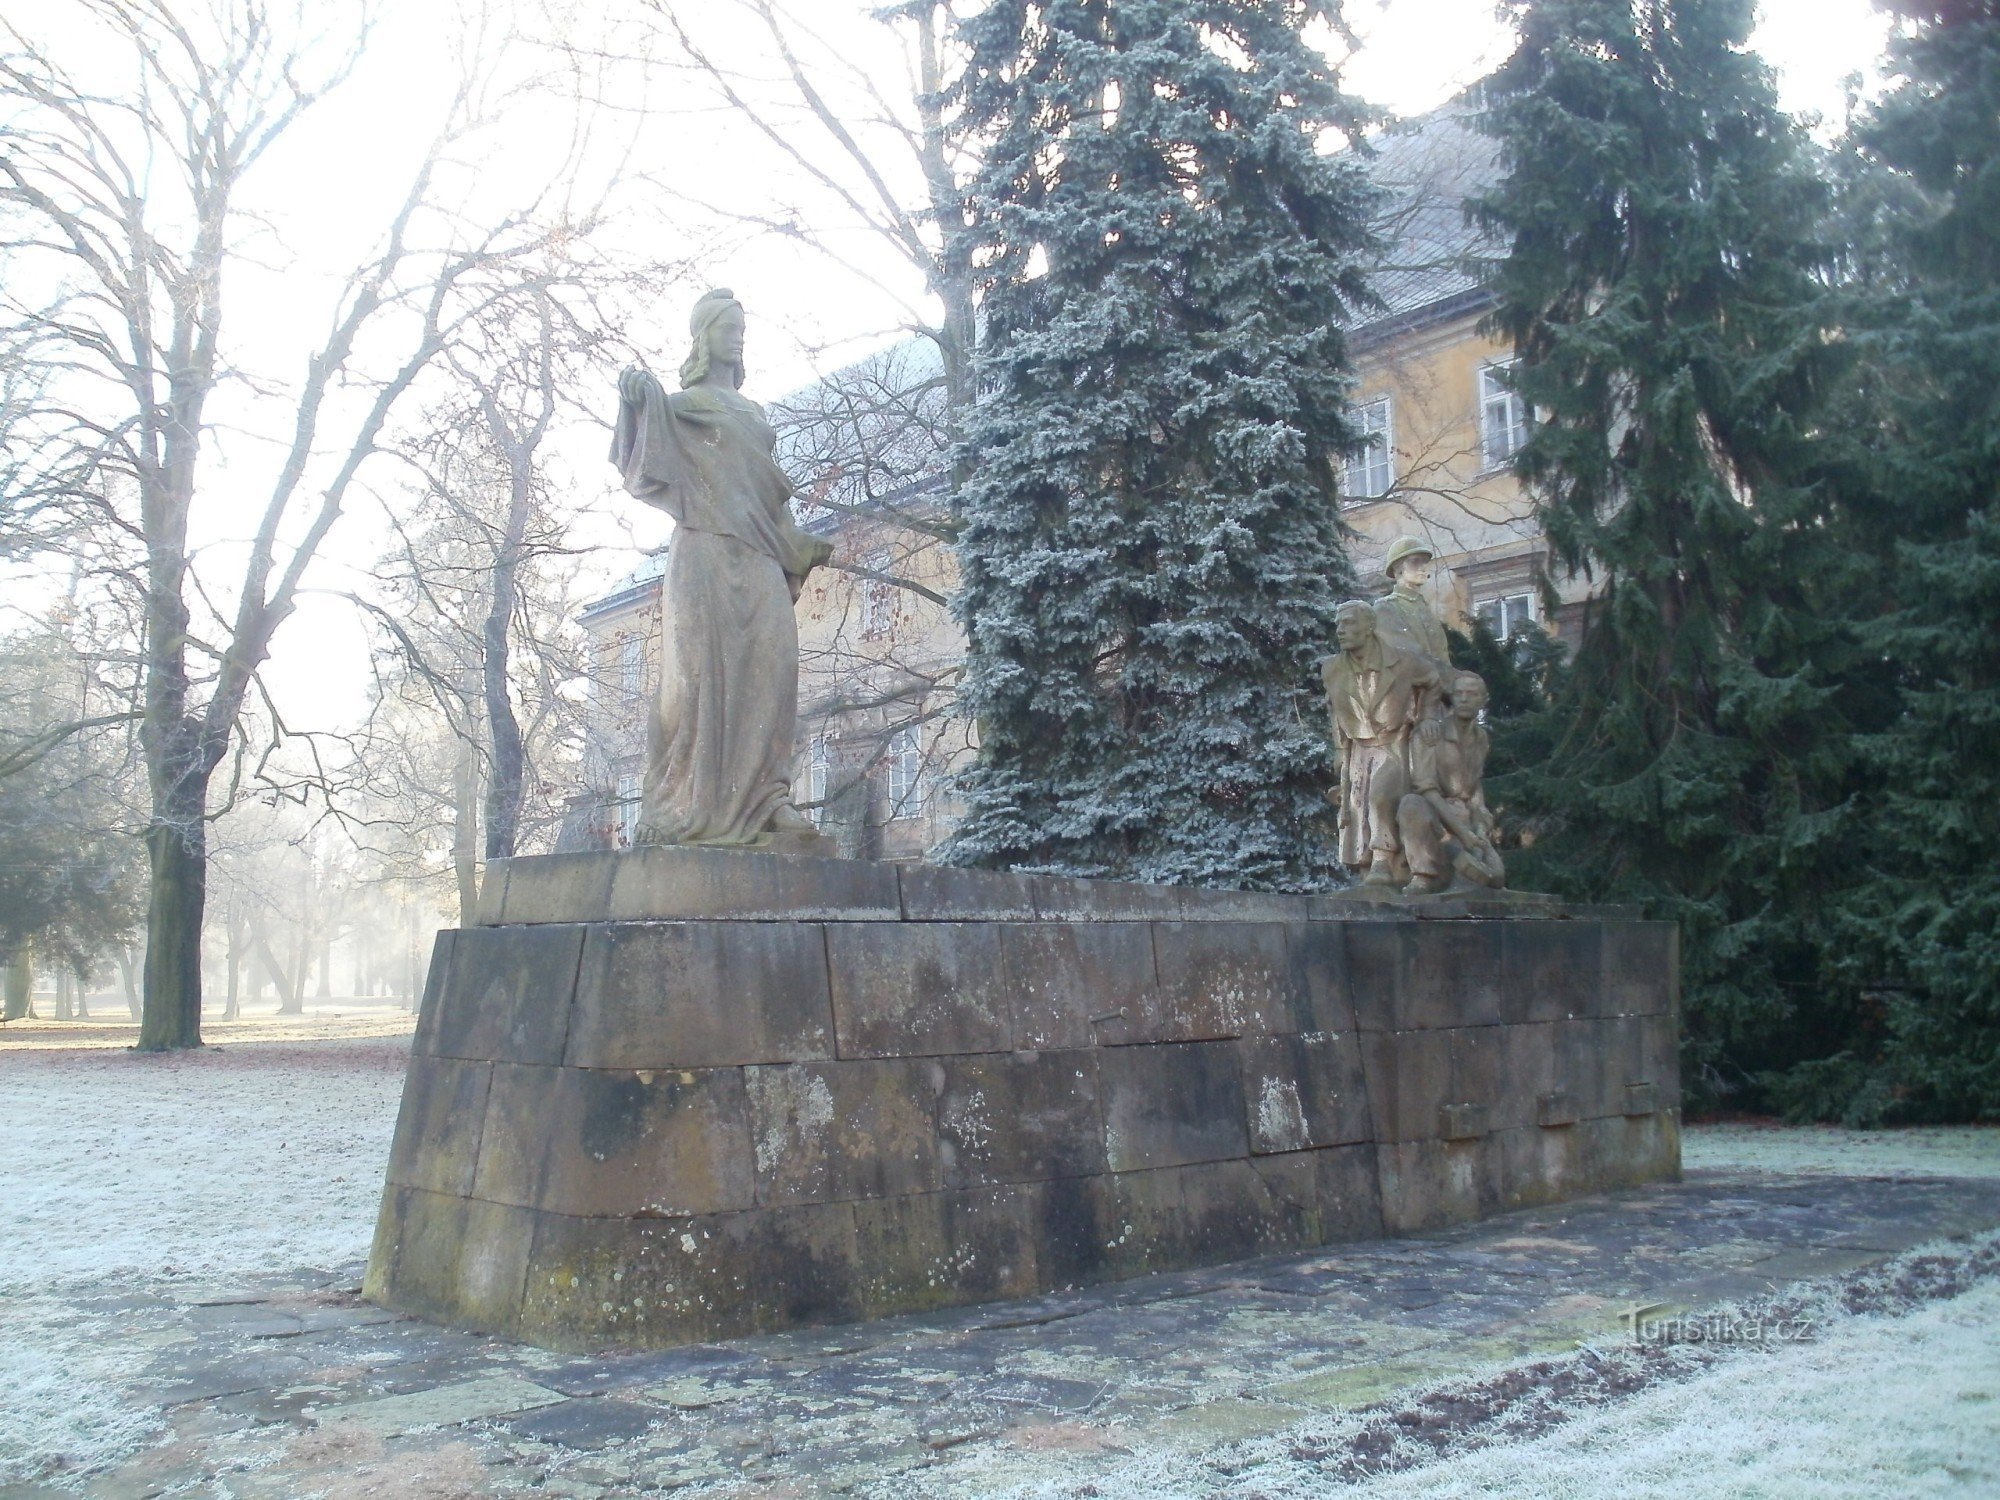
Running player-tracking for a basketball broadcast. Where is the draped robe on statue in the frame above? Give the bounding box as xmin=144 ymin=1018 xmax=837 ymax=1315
xmin=608 ymin=369 xmax=830 ymax=846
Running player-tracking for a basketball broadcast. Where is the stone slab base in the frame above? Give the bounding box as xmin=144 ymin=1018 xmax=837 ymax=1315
xmin=366 ymin=850 xmax=1679 ymax=1351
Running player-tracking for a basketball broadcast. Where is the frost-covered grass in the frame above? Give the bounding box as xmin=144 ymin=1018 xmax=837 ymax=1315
xmin=913 ymin=1237 xmax=2000 ymax=1500
xmin=1684 ymin=1121 xmax=2000 ymax=1179
xmin=0 ymin=1034 xmax=409 ymax=1483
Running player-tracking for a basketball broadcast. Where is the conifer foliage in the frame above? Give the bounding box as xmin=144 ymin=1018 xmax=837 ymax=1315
xmin=1834 ymin=0 xmax=2000 ymax=1120
xmin=942 ymin=0 xmax=1379 ymax=888
xmin=1473 ymin=0 xmax=1875 ymax=1098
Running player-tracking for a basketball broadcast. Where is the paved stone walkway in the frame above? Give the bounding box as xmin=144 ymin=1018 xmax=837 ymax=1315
xmin=15 ymin=1167 xmax=2000 ymax=1498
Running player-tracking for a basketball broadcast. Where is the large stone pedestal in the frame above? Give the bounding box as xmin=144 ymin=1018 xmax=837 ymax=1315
xmin=365 ymin=849 xmax=1679 ymax=1351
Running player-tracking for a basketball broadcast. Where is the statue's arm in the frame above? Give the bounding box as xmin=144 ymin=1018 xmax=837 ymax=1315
xmin=619 ymin=365 xmax=663 ymax=406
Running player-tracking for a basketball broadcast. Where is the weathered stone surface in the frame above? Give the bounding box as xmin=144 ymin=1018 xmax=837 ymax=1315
xmin=745 ymin=1059 xmax=940 ymax=1206
xmin=937 ymin=1051 xmax=1103 ymax=1188
xmin=851 ymin=1186 xmax=1039 ymax=1314
xmin=1286 ymin=922 xmax=1359 ymax=1034
xmin=567 ymin=921 xmax=833 ymax=1070
xmin=475 ymin=1063 xmax=755 ymax=1218
xmin=424 ymin=923 xmax=583 ymax=1065
xmin=898 ymin=863 xmax=1038 ymax=921
xmin=1239 ymin=1033 xmax=1371 ymax=1152
xmin=826 ymin=923 xmax=1011 ymax=1058
xmin=409 ymin=928 xmax=458 ymax=1056
xmin=375 ymin=891 xmax=1681 ymax=1351
xmin=999 ymin=921 xmax=1155 ymax=1051
xmin=495 ymin=852 xmax=616 ymax=925
xmin=1118 ymin=923 xmax=1292 ymax=1044
xmin=383 ymin=1055 xmax=491 ymax=1197
xmin=1602 ymin=921 xmax=1677 ymax=1017
xmin=1031 ymin=875 xmax=1184 ymax=922
xmin=1502 ymin=920 xmax=1603 ymax=1024
xmin=1098 ymin=1042 xmax=1249 ymax=1172
xmin=1358 ymin=1029 xmax=1448 ymax=1145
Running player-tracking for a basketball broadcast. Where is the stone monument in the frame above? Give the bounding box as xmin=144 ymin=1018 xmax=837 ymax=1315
xmin=609 ymin=288 xmax=833 ymax=850
xmin=1323 ymin=600 xmax=1443 ymax=886
xmin=1373 ymin=535 xmax=1451 ymax=671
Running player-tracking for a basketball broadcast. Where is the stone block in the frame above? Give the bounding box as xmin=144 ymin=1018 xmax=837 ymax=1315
xmin=1032 ymin=1173 xmax=1120 ymax=1289
xmin=1406 ymin=923 xmax=1505 ymax=1029
xmin=496 ymin=852 xmax=616 ymax=924
xmin=469 ymin=867 xmax=508 ymax=926
xmin=604 ymin=845 xmax=902 ymax=923
xmin=745 ymin=1059 xmax=941 ymax=1206
xmin=1175 ymin=887 xmax=1312 ymax=922
xmin=1603 ymin=921 xmax=1677 ymax=1016
xmin=384 ymin=1055 xmax=491 ymax=1198
xmin=1494 ymin=1121 xmax=1586 ymax=1210
xmin=752 ymin=1200 xmax=867 ymax=1332
xmin=1107 ymin=922 xmax=1291 ymax=1044
xmin=409 ymin=928 xmax=458 ymax=1056
xmin=1577 ymin=1110 xmax=1680 ymax=1190
xmin=937 ymin=1051 xmax=1104 ymax=1188
xmin=1348 ymin=920 xmax=1504 ymax=1031
xmin=1000 ymin=921 xmax=1155 ymax=1051
xmin=1098 ymin=1042 xmax=1249 ymax=1172
xmin=1641 ymin=1012 xmax=1683 ymax=1103
xmin=1537 ymin=1091 xmax=1581 ymax=1128
xmin=1239 ymin=1033 xmax=1372 ymax=1152
xmin=1357 ymin=1029 xmax=1449 ymax=1145
xmin=898 ymin=863 xmax=1038 ymax=921
xmin=427 ymin=924 xmax=584 ymax=1065
xmin=1031 ymin=875 xmax=1184 ymax=922
xmin=1099 ymin=1165 xmax=1192 ymax=1278
xmin=519 ymin=1209 xmax=756 ymax=1350
xmin=1501 ymin=920 xmax=1603 ymax=1025
xmin=851 ymin=1186 xmax=1039 ymax=1314
xmin=1438 ymin=1102 xmax=1489 ymax=1141
xmin=371 ymin=1188 xmax=535 ymax=1334
xmin=1447 ymin=1025 xmax=1506 ymax=1115
xmin=827 ymin=922 xmax=1012 ymax=1058
xmin=1180 ymin=1156 xmax=1316 ymax=1263
xmin=1374 ymin=1136 xmax=1496 ymax=1233
xmin=1588 ymin=1015 xmax=1650 ymax=1116
xmin=567 ymin=922 xmax=834 ymax=1070
xmin=1287 ymin=922 xmax=1360 ymax=1034
xmin=1622 ymin=1082 xmax=1659 ymax=1117
xmin=1311 ymin=1143 xmax=1387 ymax=1243
xmin=476 ymin=1064 xmax=755 ymax=1218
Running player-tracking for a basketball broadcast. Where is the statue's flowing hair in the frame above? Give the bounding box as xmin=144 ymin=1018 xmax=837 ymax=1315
xmin=679 ymin=287 xmax=745 ymax=389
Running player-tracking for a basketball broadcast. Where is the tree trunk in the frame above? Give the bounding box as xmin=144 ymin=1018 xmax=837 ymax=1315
xmin=481 ymin=483 xmax=528 ymax=863
xmin=73 ymin=970 xmax=90 ymax=1020
xmin=55 ymin=968 xmax=74 ymax=1021
xmin=316 ymin=931 xmax=333 ymax=998
xmin=222 ymin=900 xmax=242 ymax=1021
xmin=272 ymin=927 xmax=304 ymax=1015
xmin=3 ymin=949 xmax=31 ymax=1021
xmin=137 ymin=800 xmax=208 ymax=1050
xmin=116 ymin=943 xmax=141 ymax=1021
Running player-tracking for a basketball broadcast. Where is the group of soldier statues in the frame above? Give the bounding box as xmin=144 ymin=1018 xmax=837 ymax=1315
xmin=1321 ymin=536 xmax=1506 ymax=896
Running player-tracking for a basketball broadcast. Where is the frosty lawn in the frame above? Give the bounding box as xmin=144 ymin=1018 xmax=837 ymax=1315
xmin=1 ymin=1028 xmax=1997 ymax=1495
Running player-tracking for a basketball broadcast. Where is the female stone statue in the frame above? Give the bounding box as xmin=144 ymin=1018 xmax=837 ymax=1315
xmin=609 ymin=288 xmax=832 ymax=847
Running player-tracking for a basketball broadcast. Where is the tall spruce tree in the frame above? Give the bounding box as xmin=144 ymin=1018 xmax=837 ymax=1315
xmin=1474 ymin=0 xmax=1880 ymax=1104
xmin=1833 ymin=0 xmax=2000 ymax=1121
xmin=942 ymin=0 xmax=1379 ymax=888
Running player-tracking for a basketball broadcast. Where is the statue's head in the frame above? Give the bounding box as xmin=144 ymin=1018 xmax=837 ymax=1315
xmin=1449 ymin=669 xmax=1488 ymax=718
xmin=679 ymin=288 xmax=747 ymax=389
xmin=1334 ymin=599 xmax=1377 ymax=653
xmin=1383 ymin=535 xmax=1434 ymax=589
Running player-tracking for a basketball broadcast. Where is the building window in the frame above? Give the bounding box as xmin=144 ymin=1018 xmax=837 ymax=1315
xmin=1474 ymin=592 xmax=1537 ymax=640
xmin=615 ymin=773 xmax=641 ymax=847
xmin=805 ymin=734 xmax=830 ymax=827
xmin=1343 ymin=396 xmax=1393 ymax=500
xmin=886 ymin=725 xmax=923 ymax=820
xmin=618 ymin=635 xmax=644 ymax=698
xmin=859 ymin=549 xmax=895 ymax=639
xmin=1480 ymin=364 xmax=1529 ymax=470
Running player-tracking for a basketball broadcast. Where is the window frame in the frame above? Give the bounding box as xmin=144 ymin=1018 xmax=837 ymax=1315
xmin=1479 ymin=362 xmax=1530 ymax=472
xmin=885 ymin=724 xmax=924 ymax=821
xmin=1342 ymin=395 xmax=1394 ymax=502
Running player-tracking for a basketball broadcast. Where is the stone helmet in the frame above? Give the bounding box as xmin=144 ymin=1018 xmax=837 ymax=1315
xmin=1383 ymin=535 xmax=1436 ymax=582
